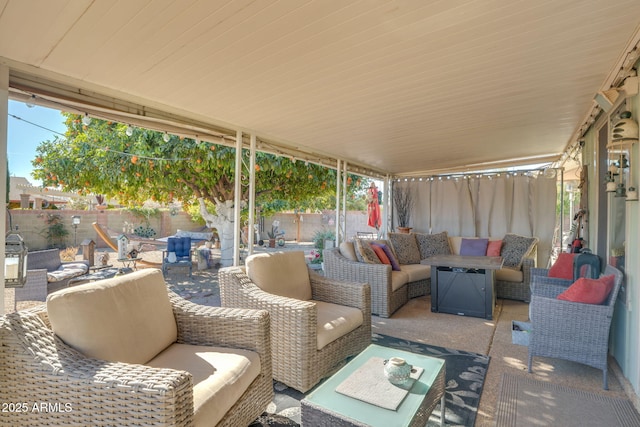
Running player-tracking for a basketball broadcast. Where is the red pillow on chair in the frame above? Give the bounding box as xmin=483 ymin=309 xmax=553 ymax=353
xmin=548 ymin=253 xmax=576 ymax=280
xmin=557 ymin=274 xmax=615 ymax=304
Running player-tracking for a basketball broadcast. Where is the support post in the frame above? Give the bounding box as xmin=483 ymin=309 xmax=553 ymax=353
xmin=335 ymin=160 xmax=342 ymax=244
xmin=248 ymin=134 xmax=256 ymax=255
xmin=0 ymin=64 xmax=8 ymax=315
xmin=233 ymin=130 xmax=242 ymax=266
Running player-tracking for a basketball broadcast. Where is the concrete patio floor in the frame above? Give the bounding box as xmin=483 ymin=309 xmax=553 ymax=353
xmin=157 ymin=243 xmax=637 ymax=426
xmin=10 ymin=242 xmax=639 ymax=426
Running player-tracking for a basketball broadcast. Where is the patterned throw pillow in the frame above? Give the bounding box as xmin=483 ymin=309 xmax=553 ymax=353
xmin=388 ymin=233 xmax=421 ymax=265
xmin=415 ymin=231 xmax=452 ymax=259
xmin=354 ymin=238 xmax=381 ymax=264
xmin=501 ymin=233 xmax=538 ymax=269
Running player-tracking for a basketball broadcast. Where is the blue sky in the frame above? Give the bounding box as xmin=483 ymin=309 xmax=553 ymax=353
xmin=8 ymin=100 xmax=66 ymax=185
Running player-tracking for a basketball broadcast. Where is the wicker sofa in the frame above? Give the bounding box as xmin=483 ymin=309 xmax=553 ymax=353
xmin=0 ymin=269 xmax=273 ymax=427
xmin=323 ymin=232 xmax=538 ymax=317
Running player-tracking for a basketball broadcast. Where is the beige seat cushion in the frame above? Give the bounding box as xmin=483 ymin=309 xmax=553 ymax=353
xmin=495 ymin=267 xmax=524 ymax=282
xmin=47 ymin=269 xmax=177 ymax=365
xmin=314 ymin=300 xmax=364 ymax=350
xmin=399 ymin=264 xmax=431 ymax=282
xmin=390 ymin=270 xmax=409 ymax=291
xmin=246 ymin=251 xmax=312 ymax=300
xmin=339 ymin=241 xmax=358 ymax=261
xmin=448 ymin=236 xmax=466 ymax=255
xmin=147 ymin=343 xmax=261 ymax=427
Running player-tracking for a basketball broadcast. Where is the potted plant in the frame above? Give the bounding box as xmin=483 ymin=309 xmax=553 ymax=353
xmin=393 ymin=184 xmax=414 ymax=233
xmin=96 ymin=194 xmax=107 ymax=209
xmin=267 ymin=220 xmax=280 ymax=248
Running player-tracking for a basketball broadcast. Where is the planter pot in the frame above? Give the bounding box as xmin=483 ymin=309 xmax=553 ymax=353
xmin=268 ymin=238 xmax=276 ymax=248
xmin=397 ymin=227 xmax=413 ymax=234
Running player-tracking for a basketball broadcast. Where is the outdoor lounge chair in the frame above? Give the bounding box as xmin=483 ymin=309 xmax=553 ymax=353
xmin=527 ymin=264 xmax=623 ymax=390
xmin=0 ymin=269 xmax=273 ymax=426
xmin=162 ymin=236 xmax=194 ymax=277
xmin=219 ymin=251 xmax=371 ymax=392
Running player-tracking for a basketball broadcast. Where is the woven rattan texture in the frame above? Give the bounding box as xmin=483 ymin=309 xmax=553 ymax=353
xmin=527 ymin=265 xmax=624 ymax=390
xmin=323 ymin=248 xmax=429 ymax=317
xmin=219 ymin=266 xmax=371 ymax=393
xmin=495 ymin=255 xmax=536 ymax=302
xmin=0 ymin=289 xmax=273 ymax=426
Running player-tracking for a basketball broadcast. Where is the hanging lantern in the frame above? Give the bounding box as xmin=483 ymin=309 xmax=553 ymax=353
xmin=5 ymin=233 xmax=28 ymax=288
xmin=612 ymin=111 xmax=639 ymax=141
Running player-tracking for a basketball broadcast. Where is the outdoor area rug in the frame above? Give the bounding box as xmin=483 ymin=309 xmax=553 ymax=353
xmin=249 ymin=333 xmax=490 ymax=426
xmin=495 ymin=372 xmax=640 ymax=427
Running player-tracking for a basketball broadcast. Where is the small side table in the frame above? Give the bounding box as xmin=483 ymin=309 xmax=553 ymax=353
xmin=117 ymin=257 xmax=141 ymax=271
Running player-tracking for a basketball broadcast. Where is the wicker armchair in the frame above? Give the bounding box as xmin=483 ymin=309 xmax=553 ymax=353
xmin=527 ymin=264 xmax=623 ymax=390
xmin=0 ymin=270 xmax=273 ymax=427
xmin=219 ymin=251 xmax=371 ymax=393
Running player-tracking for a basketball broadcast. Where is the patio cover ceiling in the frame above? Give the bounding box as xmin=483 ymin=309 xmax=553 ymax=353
xmin=2 ymin=0 xmax=640 ymax=176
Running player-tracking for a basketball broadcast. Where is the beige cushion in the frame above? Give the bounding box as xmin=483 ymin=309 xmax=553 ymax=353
xmin=495 ymin=267 xmax=524 ymax=282
xmin=246 ymin=251 xmax=312 ymax=300
xmin=47 ymin=269 xmax=177 ymax=365
xmin=448 ymin=236 xmax=465 ymax=255
xmin=46 ymin=263 xmax=89 ymax=282
xmin=147 ymin=343 xmax=261 ymax=427
xmin=314 ymin=300 xmax=364 ymax=350
xmin=354 ymin=238 xmax=382 ymax=264
xmin=339 ymin=242 xmax=358 ymax=261
xmin=400 ymin=264 xmax=431 ymax=282
xmin=390 ymin=270 xmax=410 ymax=291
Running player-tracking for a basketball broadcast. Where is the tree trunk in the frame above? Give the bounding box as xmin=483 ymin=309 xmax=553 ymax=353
xmin=198 ymin=198 xmax=237 ymax=267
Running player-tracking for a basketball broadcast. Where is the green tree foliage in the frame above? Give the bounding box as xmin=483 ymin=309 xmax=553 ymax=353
xmin=32 ymin=114 xmax=368 ymax=210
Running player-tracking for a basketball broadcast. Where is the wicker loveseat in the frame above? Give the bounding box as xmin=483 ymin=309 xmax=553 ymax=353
xmin=0 ymin=269 xmax=273 ymax=426
xmin=219 ymin=251 xmax=371 ymax=393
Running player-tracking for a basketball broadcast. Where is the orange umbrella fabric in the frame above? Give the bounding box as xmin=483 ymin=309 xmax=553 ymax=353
xmin=367 ymin=183 xmax=381 ymax=230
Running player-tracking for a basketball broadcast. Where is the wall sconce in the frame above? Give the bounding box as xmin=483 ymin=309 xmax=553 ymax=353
xmin=5 ymin=233 xmax=28 ymax=288
xmin=608 ymin=110 xmax=638 ymax=200
xmin=71 ymin=215 xmax=81 ymax=246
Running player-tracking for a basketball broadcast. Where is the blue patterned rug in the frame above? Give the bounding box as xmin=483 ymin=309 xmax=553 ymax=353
xmin=250 ymin=333 xmax=490 ymax=426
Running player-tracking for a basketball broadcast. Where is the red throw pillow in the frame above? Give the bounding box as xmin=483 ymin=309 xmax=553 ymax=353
xmin=548 ymin=253 xmax=576 ymax=280
xmin=371 ymin=244 xmax=391 ymax=265
xmin=557 ymin=274 xmax=615 ymax=304
xmin=372 ymin=243 xmax=402 ymax=271
xmin=486 ymin=240 xmax=503 ymax=257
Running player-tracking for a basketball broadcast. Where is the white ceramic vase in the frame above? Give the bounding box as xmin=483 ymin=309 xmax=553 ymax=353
xmin=384 ymin=357 xmax=412 ymax=385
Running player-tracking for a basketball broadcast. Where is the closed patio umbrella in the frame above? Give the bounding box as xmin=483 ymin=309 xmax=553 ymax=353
xmin=367 ymin=183 xmax=381 ymax=230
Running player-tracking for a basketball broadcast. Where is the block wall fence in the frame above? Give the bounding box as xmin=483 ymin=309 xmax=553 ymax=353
xmin=5 ymin=209 xmax=377 ymax=251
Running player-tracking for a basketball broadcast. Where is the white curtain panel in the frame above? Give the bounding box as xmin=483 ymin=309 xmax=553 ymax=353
xmin=396 ymin=172 xmax=557 ymax=266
